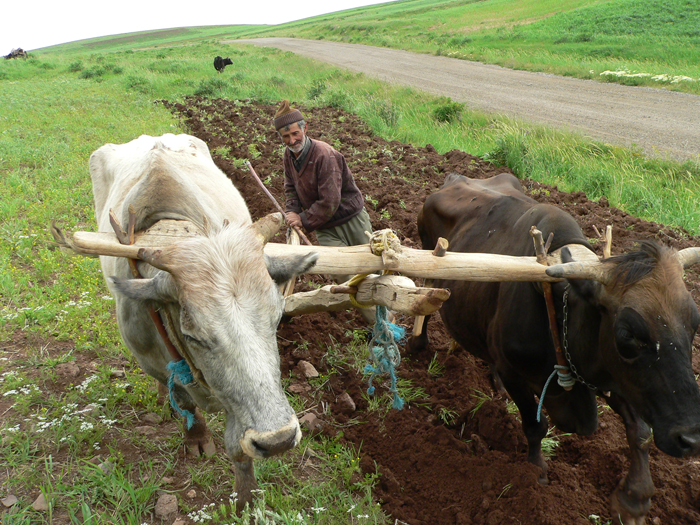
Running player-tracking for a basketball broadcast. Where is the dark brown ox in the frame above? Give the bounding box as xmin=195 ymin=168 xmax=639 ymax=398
xmin=213 ymin=55 xmax=233 ymax=73
xmin=410 ymin=173 xmax=700 ymax=525
xmin=90 ymin=133 xmax=318 ymax=512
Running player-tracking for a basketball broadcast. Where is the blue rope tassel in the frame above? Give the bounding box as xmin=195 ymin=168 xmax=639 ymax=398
xmin=364 ymin=306 xmax=406 ymax=410
xmin=166 ymin=359 xmax=197 ymax=430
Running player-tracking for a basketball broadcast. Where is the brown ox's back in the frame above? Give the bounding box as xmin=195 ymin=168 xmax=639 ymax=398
xmin=418 ymin=172 xmax=586 ymax=258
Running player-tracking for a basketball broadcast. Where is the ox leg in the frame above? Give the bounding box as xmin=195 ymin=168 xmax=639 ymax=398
xmin=407 ymin=314 xmax=431 ymax=353
xmin=503 ymin=375 xmax=550 ymax=483
xmin=233 ymin=457 xmax=259 ymax=514
xmin=168 ymin=385 xmax=216 ymax=457
xmin=606 ymin=393 xmax=654 ymax=525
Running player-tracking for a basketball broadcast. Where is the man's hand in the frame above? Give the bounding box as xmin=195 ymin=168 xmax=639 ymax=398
xmin=285 ymin=211 xmax=303 ymax=229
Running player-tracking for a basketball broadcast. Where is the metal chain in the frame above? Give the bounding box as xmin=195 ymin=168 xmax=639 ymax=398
xmin=562 ymin=285 xmax=597 ymax=391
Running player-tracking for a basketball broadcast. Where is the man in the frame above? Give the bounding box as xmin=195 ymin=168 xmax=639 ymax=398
xmin=274 ymin=99 xmax=377 ymax=322
xmin=274 ymin=99 xmax=372 ymax=250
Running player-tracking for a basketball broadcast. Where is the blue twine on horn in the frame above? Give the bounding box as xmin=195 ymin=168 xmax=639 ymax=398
xmin=166 ymin=359 xmax=197 ymax=429
xmin=364 ymin=306 xmax=406 ymax=410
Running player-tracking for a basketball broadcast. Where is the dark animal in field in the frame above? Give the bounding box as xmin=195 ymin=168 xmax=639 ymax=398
xmin=410 ymin=172 xmax=700 ymax=525
xmin=4 ymin=48 xmax=27 ymax=59
xmin=89 ymin=133 xmax=318 ymax=512
xmin=213 ymin=55 xmax=233 ymax=73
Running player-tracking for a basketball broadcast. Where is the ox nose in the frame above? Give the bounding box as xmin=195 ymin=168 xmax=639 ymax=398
xmin=668 ymin=427 xmax=700 ymax=457
xmin=240 ymin=416 xmax=301 ymax=459
xmin=250 ymin=427 xmax=299 ymax=457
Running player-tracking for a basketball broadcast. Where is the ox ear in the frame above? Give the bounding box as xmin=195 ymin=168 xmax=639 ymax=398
xmin=265 ymin=252 xmax=319 ymax=285
xmin=109 ymin=272 xmax=178 ymax=303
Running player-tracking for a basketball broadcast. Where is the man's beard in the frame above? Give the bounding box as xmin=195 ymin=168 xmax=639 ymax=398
xmin=288 ymin=136 xmax=306 ymax=154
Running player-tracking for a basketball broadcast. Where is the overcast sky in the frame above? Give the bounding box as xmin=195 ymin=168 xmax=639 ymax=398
xmin=1 ymin=0 xmax=393 ymax=55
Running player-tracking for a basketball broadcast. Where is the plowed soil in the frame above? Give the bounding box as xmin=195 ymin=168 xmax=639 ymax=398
xmin=159 ymin=97 xmax=700 ymax=525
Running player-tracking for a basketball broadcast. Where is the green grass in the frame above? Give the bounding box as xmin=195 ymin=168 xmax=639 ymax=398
xmin=1 ymin=1 xmax=700 ymax=521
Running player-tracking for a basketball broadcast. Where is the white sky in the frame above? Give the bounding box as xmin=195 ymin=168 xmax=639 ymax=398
xmin=1 ymin=0 xmax=393 ymax=55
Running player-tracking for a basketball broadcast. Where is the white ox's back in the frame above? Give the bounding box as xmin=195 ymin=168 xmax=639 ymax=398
xmin=90 ymin=133 xmax=250 ymax=235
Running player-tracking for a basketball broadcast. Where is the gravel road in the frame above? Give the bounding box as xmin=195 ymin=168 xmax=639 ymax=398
xmin=233 ymin=38 xmax=699 ymax=162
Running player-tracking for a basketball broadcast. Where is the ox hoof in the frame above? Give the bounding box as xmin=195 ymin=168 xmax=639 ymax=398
xmin=185 ymin=431 xmax=216 ymax=458
xmin=611 ymin=489 xmax=651 ymax=525
xmin=406 ymin=335 xmax=427 ymax=354
xmin=184 ymin=409 xmax=216 ymax=458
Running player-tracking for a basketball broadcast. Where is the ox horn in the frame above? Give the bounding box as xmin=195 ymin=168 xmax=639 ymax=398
xmin=137 ymin=246 xmax=175 ymax=272
xmin=545 ymin=260 xmax=612 ymax=285
xmin=678 ymin=247 xmax=700 ymax=268
xmin=252 ymin=212 xmax=284 ymax=244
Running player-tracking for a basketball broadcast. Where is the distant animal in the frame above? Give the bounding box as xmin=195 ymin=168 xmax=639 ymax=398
xmin=213 ymin=55 xmax=233 ymax=73
xmin=410 ymin=172 xmax=700 ymax=525
xmin=89 ymin=133 xmax=318 ymax=512
xmin=4 ymin=48 xmax=27 ymax=60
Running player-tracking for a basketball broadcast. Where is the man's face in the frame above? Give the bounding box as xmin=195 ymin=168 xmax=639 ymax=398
xmin=279 ymin=122 xmax=306 ymax=156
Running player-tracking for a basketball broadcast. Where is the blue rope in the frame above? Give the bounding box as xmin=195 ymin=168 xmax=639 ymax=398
xmin=537 ymin=365 xmax=575 ymax=423
xmin=364 ymin=306 xmax=406 ymax=410
xmin=166 ymin=359 xmax=197 ymax=429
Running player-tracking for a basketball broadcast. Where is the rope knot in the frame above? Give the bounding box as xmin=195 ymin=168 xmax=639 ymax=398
xmin=367 ymin=229 xmax=402 ymax=267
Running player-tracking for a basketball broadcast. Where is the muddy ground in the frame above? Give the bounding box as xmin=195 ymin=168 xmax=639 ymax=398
xmin=154 ymin=97 xmax=700 ymax=525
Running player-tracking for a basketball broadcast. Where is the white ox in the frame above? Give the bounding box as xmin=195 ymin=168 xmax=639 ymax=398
xmin=90 ymin=133 xmax=317 ymax=510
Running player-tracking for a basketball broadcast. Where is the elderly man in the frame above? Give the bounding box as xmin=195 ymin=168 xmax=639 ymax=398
xmin=274 ymin=99 xmax=373 ymax=249
xmin=274 ymin=99 xmax=377 ymax=323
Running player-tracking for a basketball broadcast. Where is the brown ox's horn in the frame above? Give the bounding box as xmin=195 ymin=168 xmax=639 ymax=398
xmin=252 ymin=212 xmax=284 ymax=244
xmin=545 ymin=260 xmax=612 ymax=285
xmin=678 ymin=247 xmax=700 ymax=268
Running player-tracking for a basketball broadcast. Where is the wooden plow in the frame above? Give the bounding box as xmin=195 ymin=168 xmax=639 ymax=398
xmin=50 ymin=212 xmax=604 ymax=319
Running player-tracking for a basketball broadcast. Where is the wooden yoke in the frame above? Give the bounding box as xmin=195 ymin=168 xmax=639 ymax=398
xmin=412 ymin=237 xmax=449 ymax=337
xmin=530 ymin=226 xmax=573 ymax=391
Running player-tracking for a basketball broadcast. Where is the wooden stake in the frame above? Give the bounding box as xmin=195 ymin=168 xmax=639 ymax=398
xmin=413 ymin=237 xmax=449 ymax=337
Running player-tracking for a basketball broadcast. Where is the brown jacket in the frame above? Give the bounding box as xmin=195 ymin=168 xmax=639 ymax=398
xmin=284 ymin=139 xmax=365 ymax=232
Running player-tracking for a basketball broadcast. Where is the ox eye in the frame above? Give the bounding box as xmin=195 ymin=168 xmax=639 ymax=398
xmin=614 ymin=307 xmax=651 ymax=362
xmin=183 ymin=333 xmax=206 ymax=347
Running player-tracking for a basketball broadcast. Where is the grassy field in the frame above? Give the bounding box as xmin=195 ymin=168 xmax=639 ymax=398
xmin=1 ymin=0 xmax=699 ymax=522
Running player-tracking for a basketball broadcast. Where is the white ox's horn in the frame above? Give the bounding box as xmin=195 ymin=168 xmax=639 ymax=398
xmin=252 ymin=212 xmax=284 ymax=244
xmin=545 ymin=260 xmax=613 ymax=285
xmin=137 ymin=246 xmax=175 ymax=272
xmin=678 ymin=247 xmax=700 ymax=268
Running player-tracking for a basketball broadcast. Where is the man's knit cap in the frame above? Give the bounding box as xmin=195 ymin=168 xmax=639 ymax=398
xmin=274 ymin=99 xmax=304 ymax=130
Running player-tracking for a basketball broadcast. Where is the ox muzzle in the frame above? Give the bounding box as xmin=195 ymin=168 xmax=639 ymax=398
xmin=658 ymin=424 xmax=700 ymax=458
xmin=239 ymin=415 xmax=301 ymax=459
